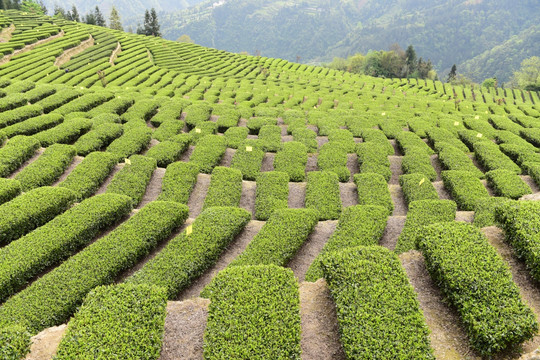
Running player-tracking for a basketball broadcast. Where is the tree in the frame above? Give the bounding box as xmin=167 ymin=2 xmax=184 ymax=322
xmin=20 ymin=0 xmax=42 ymax=14
xmin=149 ymin=8 xmax=161 ymax=37
xmin=94 ymin=6 xmax=106 ymax=27
xmin=347 ymin=53 xmax=365 ymax=74
xmin=137 ymin=10 xmax=150 ymax=35
xmin=68 ymin=5 xmax=79 ymax=22
xmin=84 ymin=13 xmax=96 ymax=25
xmin=38 ymin=0 xmax=46 ymax=14
xmin=176 ymin=34 xmax=194 ymax=43
xmin=405 ymin=44 xmax=417 ymax=76
xmin=53 ymin=4 xmax=66 ymax=18
xmin=109 ymin=6 xmax=123 ymax=31
xmin=512 ymin=56 xmax=540 ymax=91
xmin=482 ymin=77 xmax=497 ymax=89
xmin=447 ymin=64 xmax=457 ymax=82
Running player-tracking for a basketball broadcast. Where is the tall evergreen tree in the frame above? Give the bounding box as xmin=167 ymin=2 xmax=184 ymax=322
xmin=447 ymin=64 xmax=457 ymax=82
xmin=405 ymin=45 xmax=417 ymax=75
xmin=139 ymin=10 xmax=151 ymax=35
xmin=94 ymin=6 xmax=106 ymax=27
xmin=53 ymin=4 xmax=65 ymax=18
xmin=84 ymin=13 xmax=96 ymax=25
xmin=109 ymin=6 xmax=123 ymax=31
xmin=149 ymin=8 xmax=161 ymax=37
xmin=69 ymin=5 xmax=79 ymax=22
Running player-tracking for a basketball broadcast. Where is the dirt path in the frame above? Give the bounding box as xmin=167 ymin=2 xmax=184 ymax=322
xmin=0 ymin=30 xmax=65 ymax=65
xmin=400 ymin=250 xmax=477 ymax=360
xmin=288 ymin=182 xmax=306 ymax=208
xmin=141 ymin=139 xmax=160 ymax=155
xmin=380 ymin=215 xmax=406 ymax=250
xmin=261 ymin=153 xmax=274 ymax=172
xmin=239 ymin=180 xmax=256 ymax=218
xmin=179 ymin=145 xmax=195 ymax=162
xmin=187 ymin=174 xmax=211 ymax=218
xmin=306 ymin=154 xmax=317 ymax=173
xmin=431 ymin=154 xmax=443 ymax=181
xmin=51 ymin=156 xmax=84 ymax=186
xmin=389 ymin=184 xmax=407 ymax=215
xmin=455 ymin=211 xmax=474 ymax=223
xmin=521 ymin=175 xmax=540 ymax=193
xmin=54 ymin=36 xmax=94 ymax=67
xmin=389 ymin=139 xmax=401 ymax=156
xmin=0 ymin=24 xmax=15 ymax=43
xmin=299 ymin=279 xmax=345 ymax=360
xmin=95 ymin=163 xmax=124 ymax=194
xmin=288 ymin=220 xmax=337 ymax=281
xmin=219 ymin=148 xmax=235 ymax=167
xmin=178 ymin=220 xmax=264 ymax=300
xmin=8 ymin=147 xmax=44 ymax=179
xmin=316 ymin=136 xmax=328 ymax=149
xmin=159 ymin=298 xmax=210 ymax=360
xmin=25 ymin=324 xmax=67 ymax=360
xmin=109 ymin=42 xmax=121 ymax=65
xmin=138 ymin=167 xmax=165 ymax=208
xmin=339 ymin=182 xmax=357 ymax=208
xmin=346 ymin=153 xmax=358 ymax=182
xmin=389 ymin=155 xmax=403 ymax=185
xmin=433 ymin=181 xmax=452 ymax=200
xmin=480 ymin=179 xmax=495 ymax=196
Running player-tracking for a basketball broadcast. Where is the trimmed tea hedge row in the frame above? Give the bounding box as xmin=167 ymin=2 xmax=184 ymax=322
xmin=189 ymin=134 xmax=227 ymax=174
xmin=3 ymin=113 xmax=63 ymax=138
xmin=59 ymin=151 xmax=118 ymax=201
xmin=255 ymin=171 xmax=289 ymax=220
xmin=14 ymin=144 xmax=75 ymax=191
xmin=441 ymin=170 xmax=490 ymax=210
xmin=230 ymin=208 xmax=318 ymax=267
xmin=35 ymin=89 xmax=83 ymax=113
xmin=305 ymin=205 xmax=388 ymax=281
xmin=473 ymin=197 xmax=512 ymax=228
xmin=0 ymin=178 xmax=21 ymax=205
xmin=152 ymin=120 xmax=184 ymax=142
xmin=485 ymin=169 xmax=531 ymax=199
xmin=499 ymin=143 xmax=540 ymax=167
xmin=273 ymin=141 xmax=307 ymax=182
xmin=399 ymin=173 xmax=439 ymax=206
xmin=317 ymin=142 xmax=350 ymax=182
xmin=305 ymin=171 xmax=342 ymax=220
xmin=0 ymin=200 xmax=186 ymax=334
xmin=394 ymin=199 xmax=456 ymax=254
xmin=292 ymin=127 xmax=318 ymax=152
xmin=73 ymin=123 xmax=123 ymax=156
xmin=106 ymin=126 xmax=152 ymax=160
xmin=321 ymin=246 xmax=434 ymax=359
xmin=157 ymin=162 xmax=199 ymax=204
xmin=360 ymin=128 xmax=394 ymax=155
xmin=0 ymin=193 xmax=132 ymax=304
xmin=53 ymin=92 xmax=115 ymax=116
xmin=106 ymin=155 xmax=157 ymax=207
xmin=0 ymin=325 xmax=31 ymax=360
xmin=354 ymin=173 xmax=393 ymax=214
xmin=203 ymin=166 xmax=243 ymax=210
xmin=473 ymin=141 xmax=521 ymax=174
xmin=418 ymin=222 xmax=538 ymax=356
xmin=33 ymin=118 xmax=91 ymax=147
xmin=437 ymin=144 xmax=484 ymax=178
xmin=401 ymin=148 xmax=437 ymax=181
xmin=224 ymin=127 xmax=248 ymax=149
xmin=202 ymin=265 xmax=301 ymax=360
xmin=396 ymin=131 xmax=434 ymax=155
xmin=258 ymin=124 xmax=282 ymax=152
xmin=189 ymin=122 xmax=217 ymax=143
xmin=55 ymin=284 xmax=167 ymax=360
xmin=426 ymin=127 xmax=469 ymax=153
xmin=0 ymin=104 xmax=43 ymax=129
xmin=145 ymin=140 xmax=188 ymax=168
xmin=128 ymin=207 xmax=251 ymax=298
xmin=0 ymin=135 xmax=40 ymax=177
xmin=357 ymin=142 xmax=392 ymax=182
xmin=231 ymin=140 xmax=264 ymax=180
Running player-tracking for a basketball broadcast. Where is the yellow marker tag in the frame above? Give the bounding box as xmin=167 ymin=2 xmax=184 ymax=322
xmin=475 ymin=115 xmax=480 ymax=120
xmin=125 ymin=158 xmax=131 ymax=165
xmin=454 ymin=121 xmax=460 ymax=126
xmin=485 ymin=111 xmax=489 ymax=114
xmin=246 ymin=146 xmax=253 ymax=152
xmin=381 ymin=112 xmax=386 ymax=116
xmin=419 ymin=178 xmax=425 ymax=186
xmin=476 ymin=133 xmax=483 ymax=138
xmin=195 ymin=128 xmax=201 ymax=133
xmin=186 ymin=225 xmax=193 ymax=235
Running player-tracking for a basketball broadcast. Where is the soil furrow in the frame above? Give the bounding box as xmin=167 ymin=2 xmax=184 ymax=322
xmin=288 ymin=182 xmax=306 ymax=209
xmin=187 ymin=174 xmax=211 ymax=218
xmin=137 ymin=167 xmax=165 ymax=208
xmin=8 ymin=147 xmax=45 ymax=179
xmin=380 ymin=215 xmax=406 ymax=251
xmin=389 ymin=155 xmax=403 ymax=185
xmin=339 ymin=182 xmax=357 ymax=208
xmin=239 ymin=180 xmax=256 ymax=218
xmin=389 ymin=184 xmax=407 ymax=216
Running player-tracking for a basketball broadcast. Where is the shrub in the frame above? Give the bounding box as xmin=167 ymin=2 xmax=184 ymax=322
xmin=437 ymin=144 xmax=484 ymax=178
xmin=399 ymin=173 xmax=439 ymax=206
xmin=357 ymin=142 xmax=392 ymax=182
xmin=291 ymin=127 xmax=318 ymax=152
xmin=0 ymin=193 xmax=132 ymax=305
xmin=473 ymin=197 xmax=512 ymax=228
xmin=258 ymin=124 xmax=282 ymax=152
xmin=189 ymin=134 xmax=227 ymax=174
xmin=485 ymin=169 xmax=531 ymax=199
xmin=106 ymin=155 xmax=157 ymax=207
xmin=0 ymin=200 xmax=186 ymax=334
xmin=273 ymin=141 xmax=307 ymax=182
xmin=0 ymin=325 xmax=31 ymax=360
xmin=401 ymin=147 xmax=437 ymax=181
xmin=145 ymin=140 xmax=188 ymax=168
xmin=0 ymin=104 xmax=43 ymax=129
xmin=305 ymin=205 xmax=388 ymax=281
xmin=328 ymin=129 xmax=356 ymax=153
xmin=499 ymin=143 xmax=540 ymax=167
xmin=59 ymin=151 xmax=119 ymax=201
xmin=224 ymin=127 xmax=248 ymax=149
xmin=458 ymin=129 xmax=490 ymax=151
xmin=426 ymin=127 xmax=469 ymax=152
xmin=360 ymin=128 xmax=394 ymax=155
xmin=317 ymin=142 xmax=350 ymax=182
xmin=417 ymin=222 xmax=538 ymax=356
xmin=0 ymin=135 xmax=40 ymax=177
xmin=53 ymin=92 xmax=115 ymax=116
xmin=524 ymin=161 xmax=540 ymax=187
xmin=15 ymin=144 xmax=76 ymax=191
xmin=152 ymin=120 xmax=184 ymax=142
xmin=473 ymin=141 xmax=521 ymax=174
xmin=246 ymin=116 xmax=277 ymax=134
xmin=73 ymin=123 xmax=123 ymax=156
xmin=35 ymin=88 xmax=83 ymax=113
xmin=0 ymin=178 xmax=21 ymax=206
xmin=354 ymin=173 xmax=393 ymax=214
xmin=55 ymin=284 xmax=167 ymax=360
xmin=106 ymin=126 xmax=152 ymax=159
xmin=395 ymin=199 xmax=456 ymax=254
xmin=230 ymin=208 xmax=318 ymax=267
xmin=441 ymin=170 xmax=490 ymax=210
xmin=255 ymin=171 xmax=289 ymax=220
xmin=189 ymin=121 xmax=217 ymax=143
xmin=203 ymin=166 xmax=243 ymax=210
xmin=320 ymin=246 xmax=434 ymax=359
xmin=305 ymin=171 xmax=342 ymax=220
xmin=521 ymin=128 xmax=540 ymax=147
xmin=127 ymin=207 xmax=251 ymax=298
xmin=157 ymin=162 xmax=199 ymax=204
xmin=3 ymin=113 xmax=64 ymax=137
xmin=32 ymin=118 xmax=91 ymax=147
xmin=396 ymin=131 xmax=434 ymax=155
xmin=202 ymin=265 xmax=301 ymax=360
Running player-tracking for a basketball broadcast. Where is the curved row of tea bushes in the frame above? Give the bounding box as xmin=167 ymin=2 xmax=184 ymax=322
xmin=106 ymin=155 xmax=157 ymax=207
xmin=258 ymin=124 xmax=282 ymax=152
xmin=145 ymin=140 xmax=188 ymax=168
xmin=485 ymin=169 xmax=531 ymax=199
xmin=189 ymin=134 xmax=226 ymax=174
xmin=0 ymin=193 xmax=132 ymax=304
xmin=401 ymin=147 xmax=437 ymax=181
xmin=151 ymin=120 xmax=184 ymax=142
xmin=0 ymin=325 xmax=31 ymax=360
xmin=320 ymin=246 xmax=434 ymax=359
xmin=399 ymin=173 xmax=439 ymax=206
xmin=426 ymin=127 xmax=469 ymax=153
xmin=33 ymin=118 xmax=91 ymax=147
xmin=437 ymin=144 xmax=484 ymax=178
xmin=396 ymin=131 xmax=434 ymax=155
xmin=273 ymin=141 xmax=308 ymax=182
xmin=0 ymin=200 xmax=186 ymax=334
xmin=230 ymin=140 xmax=264 ymax=181
xmin=230 ymin=208 xmax=318 ymax=267
xmin=472 ymin=197 xmax=512 ymax=228
xmin=360 ymin=129 xmax=394 ymax=155
xmin=0 ymin=104 xmax=43 ymax=129
xmin=291 ymin=127 xmax=318 ymax=152
xmin=317 ymin=142 xmax=350 ymax=182
xmin=157 ymin=162 xmax=199 ymax=204
xmin=106 ymin=126 xmax=152 ymax=159
xmin=55 ymin=284 xmax=167 ymax=360
xmin=255 ymin=171 xmax=289 ymax=220
xmin=0 ymin=135 xmax=40 ymax=177
xmin=201 ymin=265 xmax=301 ymax=360
xmin=202 ymin=166 xmax=243 ymax=210
xmin=357 ymin=142 xmax=392 ymax=182
xmin=35 ymin=89 xmax=83 ymax=113
xmin=473 ymin=141 xmax=521 ymax=174
xmin=305 ymin=205 xmax=388 ymax=281
xmin=354 ymin=173 xmax=393 ymax=214
xmin=305 ymin=171 xmax=341 ymax=220
xmin=441 ymin=170 xmax=490 ymax=210
xmin=3 ymin=113 xmax=63 ymax=138
xmin=127 ymin=207 xmax=251 ymax=299
xmin=53 ymin=92 xmax=115 ymax=116
xmin=394 ymin=199 xmax=457 ymax=254
xmin=73 ymin=123 xmax=123 ymax=156
xmin=0 ymin=178 xmax=21 ymax=205
xmin=224 ymin=127 xmax=248 ymax=149
xmin=418 ymin=222 xmax=538 ymax=356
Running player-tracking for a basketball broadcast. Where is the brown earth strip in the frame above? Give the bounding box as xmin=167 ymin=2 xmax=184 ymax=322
xmin=54 ymin=36 xmax=94 ymax=67
xmin=299 ymin=279 xmax=346 ymax=360
xmin=187 ymin=174 xmax=211 ymax=218
xmin=480 ymin=179 xmax=495 ymax=196
xmin=433 ymin=181 xmax=452 ymax=200
xmin=346 ymin=153 xmax=358 ymax=181
xmin=380 ymin=215 xmax=406 ymax=250
xmin=137 ymin=167 xmax=166 ymax=208
xmin=339 ymin=182 xmax=358 ymax=208
xmin=219 ymin=148 xmax=235 ymax=167
xmin=51 ymin=156 xmax=84 ymax=186
xmin=389 ymin=184 xmax=407 ymax=216
xmin=109 ymin=42 xmax=121 ymax=65
xmin=95 ymin=163 xmax=124 ymax=195
xmin=389 ymin=155 xmax=403 ymax=185
xmin=0 ymin=24 xmax=15 ymax=43
xmin=306 ymin=154 xmax=317 ymax=173
xmin=288 ymin=182 xmax=306 ymax=208
xmin=316 ymin=136 xmax=328 ymax=149
xmin=521 ymin=175 xmax=540 ymax=193
xmin=25 ymin=324 xmax=67 ymax=360
xmin=8 ymin=147 xmax=45 ymax=179
xmin=141 ymin=139 xmax=160 ymax=155
xmin=239 ymin=180 xmax=256 ymax=218
xmin=179 ymin=145 xmax=195 ymax=162
xmin=261 ymin=153 xmax=274 ymax=172
xmin=455 ymin=211 xmax=475 ymax=223
xmin=0 ymin=30 xmax=65 ymax=66
xmin=389 ymin=139 xmax=401 ymax=156
xmin=430 ymin=154 xmax=443 ymax=181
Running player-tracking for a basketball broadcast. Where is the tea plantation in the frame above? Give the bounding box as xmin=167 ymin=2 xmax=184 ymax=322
xmin=2 ymin=8 xmax=540 ymax=360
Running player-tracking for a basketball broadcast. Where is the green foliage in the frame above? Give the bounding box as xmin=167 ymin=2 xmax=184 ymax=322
xmin=230 ymin=208 xmax=318 ymax=267
xmin=512 ymin=56 xmax=540 ymax=91
xmin=0 ymin=325 xmax=31 ymax=360
xmin=157 ymin=161 xmax=199 ymax=204
xmin=273 ymin=141 xmax=307 ymax=182
xmin=317 ymin=142 xmax=350 ymax=182
xmin=106 ymin=126 xmax=152 ymax=159
xmin=399 ymin=173 xmax=439 ymax=206
xmin=145 ymin=140 xmax=188 ymax=167
xmin=189 ymin=134 xmax=227 ymax=174
xmin=524 ymin=161 xmax=540 ymax=188
xmin=73 ymin=123 xmax=124 ymax=156
xmin=401 ymin=147 xmax=437 ymax=181
xmin=152 ymin=120 xmax=184 ymax=141
xmin=396 ymin=131 xmax=434 ymax=155
xmin=305 ymin=205 xmax=388 ymax=281
xmin=437 ymin=143 xmax=484 ymax=178
xmin=291 ymin=127 xmax=317 ymax=152
xmin=305 ymin=171 xmax=341 ymax=220
xmin=127 ymin=207 xmax=250 ymax=299
xmin=473 ymin=141 xmax=521 ymax=174
xmin=395 ymin=199 xmax=456 ymax=254
xmin=0 ymin=178 xmax=21 ymax=206
xmin=0 ymin=135 xmax=40 ymax=177
xmin=320 ymin=246 xmax=434 ymax=359
xmin=255 ymin=171 xmax=288 ymax=220
xmin=357 ymin=142 xmax=392 ymax=182
xmin=224 ymin=126 xmax=248 ymax=149
xmin=485 ymin=169 xmax=531 ymax=199
xmin=202 ymin=265 xmax=301 ymax=360
xmin=441 ymin=170 xmax=490 ymax=210
xmin=56 ymin=284 xmax=167 ymax=360
xmin=33 ymin=118 xmax=92 ymax=147
xmin=231 ymin=140 xmax=264 ymax=180
xmin=418 ymin=222 xmax=538 ymax=356
xmin=106 ymin=155 xmax=157 ymax=207
xmin=473 ymin=197 xmax=512 ymax=228
xmin=0 ymin=193 xmax=132 ymax=305
xmin=203 ymin=166 xmax=243 ymax=210
xmin=0 ymin=104 xmax=43 ymax=129
xmin=3 ymin=113 xmax=64 ymax=138
xmin=354 ymin=173 xmax=393 ymax=214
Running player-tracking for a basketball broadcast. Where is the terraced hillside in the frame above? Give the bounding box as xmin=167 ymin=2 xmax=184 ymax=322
xmin=2 ymin=8 xmax=540 ymax=360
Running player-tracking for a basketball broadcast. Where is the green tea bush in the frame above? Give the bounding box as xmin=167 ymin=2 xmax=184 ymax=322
xmin=106 ymin=155 xmax=157 ymax=206
xmin=0 ymin=325 xmax=31 ymax=360
xmin=258 ymin=124 xmax=282 ymax=152
xmin=273 ymin=141 xmax=307 ymax=182
xmin=485 ymin=169 xmax=531 ymax=199
xmin=437 ymin=144 xmax=484 ymax=178
xmin=396 ymin=131 xmax=435 ymax=155
xmin=360 ymin=128 xmax=394 ymax=155
xmin=33 ymin=117 xmax=92 ymax=147
xmin=255 ymin=171 xmax=289 ymax=220
xmin=231 ymin=140 xmax=264 ymax=180
xmin=291 ymin=127 xmax=318 ymax=152
xmin=145 ymin=140 xmax=188 ymax=168
xmin=354 ymin=173 xmax=393 ymax=214
xmin=106 ymin=126 xmax=152 ymax=159
xmin=0 ymin=104 xmax=43 ymax=128
xmin=357 ymin=142 xmax=392 ymax=182
xmin=305 ymin=171 xmax=341 ymax=220
xmin=399 ymin=173 xmax=439 ymax=206
xmin=401 ymin=147 xmax=437 ymax=181
xmin=224 ymin=127 xmax=248 ymax=149
xmin=203 ymin=166 xmax=243 ymax=210
xmin=152 ymin=120 xmax=184 ymax=142
xmin=157 ymin=162 xmax=199 ymax=204
xmin=318 ymin=142 xmax=350 ymax=182
xmin=0 ymin=178 xmax=21 ymax=206
xmin=473 ymin=197 xmax=512 ymax=228
xmin=189 ymin=134 xmax=227 ymax=174
xmin=73 ymin=123 xmax=123 ymax=156
xmin=0 ymin=135 xmax=40 ymax=177
xmin=473 ymin=141 xmax=521 ymax=174
xmin=3 ymin=113 xmax=63 ymax=137
xmin=426 ymin=127 xmax=469 ymax=152
xmin=441 ymin=170 xmax=490 ymax=210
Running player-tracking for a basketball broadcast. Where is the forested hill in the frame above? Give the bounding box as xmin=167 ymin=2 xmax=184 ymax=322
xmin=159 ymin=0 xmax=540 ymax=82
